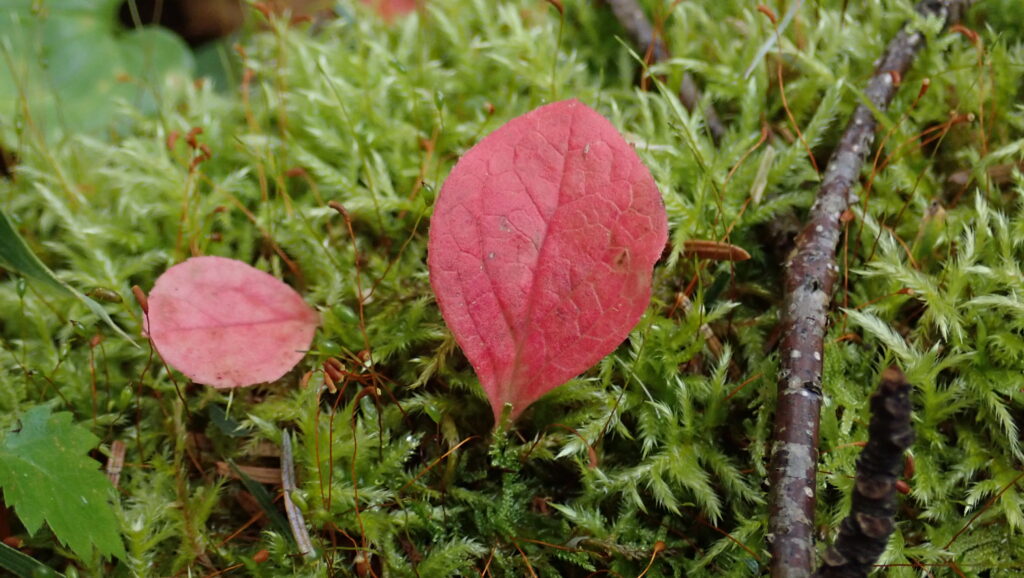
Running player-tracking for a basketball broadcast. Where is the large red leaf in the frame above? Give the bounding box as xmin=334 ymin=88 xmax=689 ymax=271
xmin=428 ymin=99 xmax=668 ymax=421
xmin=145 ymin=256 xmax=319 ymax=388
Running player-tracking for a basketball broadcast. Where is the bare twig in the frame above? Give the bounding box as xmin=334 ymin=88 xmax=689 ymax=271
xmin=767 ymin=2 xmax=974 ymax=576
xmin=105 ymin=440 xmax=126 ymax=488
xmin=814 ymin=368 xmax=915 ymax=578
xmin=604 ymin=0 xmax=726 ymax=143
xmin=603 ymin=0 xmax=669 ymax=61
xmin=282 ymin=429 xmax=317 ymax=558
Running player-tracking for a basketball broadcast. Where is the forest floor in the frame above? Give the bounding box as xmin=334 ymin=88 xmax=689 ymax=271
xmin=1 ymin=0 xmax=1023 ymax=576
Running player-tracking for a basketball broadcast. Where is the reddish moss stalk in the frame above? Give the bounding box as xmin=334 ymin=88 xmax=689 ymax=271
xmin=767 ymin=2 xmax=974 ymax=576
xmin=814 ymin=368 xmax=915 ymax=578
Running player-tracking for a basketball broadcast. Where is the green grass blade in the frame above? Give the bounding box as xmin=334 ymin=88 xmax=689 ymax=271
xmin=0 ymin=208 xmax=137 ymax=346
xmin=227 ymin=460 xmax=293 ymax=542
xmin=0 ymin=540 xmax=64 ymax=577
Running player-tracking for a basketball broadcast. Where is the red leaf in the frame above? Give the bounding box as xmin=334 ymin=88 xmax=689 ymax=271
xmin=145 ymin=256 xmax=319 ymax=388
xmin=360 ymin=0 xmax=418 ymax=21
xmin=428 ymin=99 xmax=668 ymax=421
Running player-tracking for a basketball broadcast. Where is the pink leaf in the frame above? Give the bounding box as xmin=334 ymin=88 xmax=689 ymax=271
xmin=145 ymin=256 xmax=319 ymax=388
xmin=428 ymin=99 xmax=668 ymax=421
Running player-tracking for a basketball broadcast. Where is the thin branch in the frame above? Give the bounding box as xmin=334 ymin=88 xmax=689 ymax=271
xmin=767 ymin=2 xmax=974 ymax=576
xmin=105 ymin=439 xmax=126 ymax=489
xmin=604 ymin=0 xmax=726 ymax=143
xmin=814 ymin=368 xmax=915 ymax=578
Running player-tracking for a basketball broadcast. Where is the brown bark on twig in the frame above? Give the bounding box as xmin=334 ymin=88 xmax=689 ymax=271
xmin=767 ymin=2 xmax=974 ymax=576
xmin=814 ymin=367 xmax=915 ymax=578
xmin=604 ymin=0 xmax=726 ymax=143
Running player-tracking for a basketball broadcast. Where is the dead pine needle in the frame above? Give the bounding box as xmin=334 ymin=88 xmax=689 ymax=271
xmin=281 ymin=430 xmax=317 ymax=558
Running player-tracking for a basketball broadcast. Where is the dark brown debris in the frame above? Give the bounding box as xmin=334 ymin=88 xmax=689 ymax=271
xmin=814 ymin=368 xmax=915 ymax=578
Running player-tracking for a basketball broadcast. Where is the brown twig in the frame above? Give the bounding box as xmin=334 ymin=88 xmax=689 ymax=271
xmin=105 ymin=440 xmax=126 ymax=489
xmin=604 ymin=0 xmax=726 ymax=143
xmin=814 ymin=368 xmax=915 ymax=578
xmin=767 ymin=2 xmax=974 ymax=576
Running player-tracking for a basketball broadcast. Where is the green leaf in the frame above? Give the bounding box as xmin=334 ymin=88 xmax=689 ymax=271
xmin=0 ymin=540 xmax=63 ymax=578
xmin=0 ymin=2 xmax=191 ymax=143
xmin=0 ymin=406 xmax=126 ymax=563
xmin=0 ymin=208 xmax=137 ymax=345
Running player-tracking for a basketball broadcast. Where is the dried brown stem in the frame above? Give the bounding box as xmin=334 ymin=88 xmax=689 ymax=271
xmin=767 ymin=2 xmax=974 ymax=576
xmin=604 ymin=0 xmax=726 ymax=143
xmin=282 ymin=429 xmax=317 ymax=558
xmin=814 ymin=368 xmax=915 ymax=578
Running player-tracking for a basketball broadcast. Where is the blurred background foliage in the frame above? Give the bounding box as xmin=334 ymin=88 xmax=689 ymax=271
xmin=0 ymin=0 xmax=194 ymax=145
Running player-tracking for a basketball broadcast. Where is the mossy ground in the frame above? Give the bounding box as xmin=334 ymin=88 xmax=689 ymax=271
xmin=1 ymin=0 xmax=1023 ymax=575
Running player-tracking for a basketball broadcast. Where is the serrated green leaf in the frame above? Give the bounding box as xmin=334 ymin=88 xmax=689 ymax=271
xmin=0 ymin=406 xmax=125 ymax=562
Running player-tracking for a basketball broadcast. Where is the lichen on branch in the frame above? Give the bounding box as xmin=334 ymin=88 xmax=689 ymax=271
xmin=767 ymin=1 xmax=976 ymax=576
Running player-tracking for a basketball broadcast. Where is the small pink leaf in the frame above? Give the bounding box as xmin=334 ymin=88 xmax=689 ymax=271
xmin=428 ymin=99 xmax=668 ymax=421
xmin=146 ymin=256 xmax=319 ymax=388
